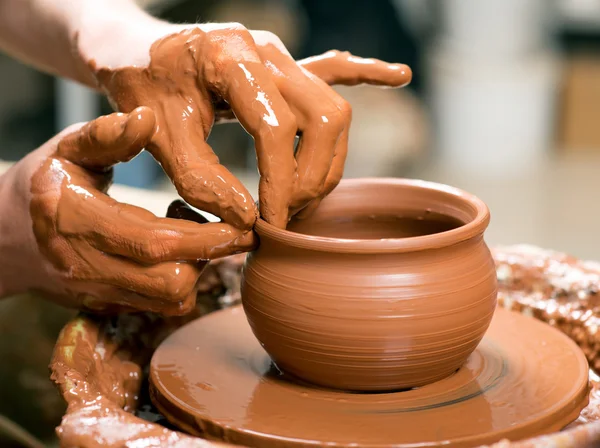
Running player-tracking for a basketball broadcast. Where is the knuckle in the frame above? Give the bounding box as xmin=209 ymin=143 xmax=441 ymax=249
xmin=179 ymin=294 xmax=197 ymax=314
xmin=161 ymin=264 xmax=197 ymax=302
xmin=327 ymin=49 xmax=350 ymax=61
xmin=61 ymin=122 xmax=87 ymax=138
xmin=318 ymin=101 xmax=350 ymax=135
xmin=132 ymin=235 xmax=174 ymax=264
xmin=301 ymin=182 xmax=323 ymax=201
xmin=31 ymin=195 xmax=55 ymax=222
xmin=134 ymin=242 xmax=162 ymax=264
xmin=162 ymin=278 xmax=189 ymax=303
xmin=173 ymin=165 xmax=217 ymax=194
xmin=338 ymin=99 xmax=352 ymax=121
xmin=225 ymin=23 xmax=253 ymax=46
xmin=323 ymin=109 xmax=345 ymax=133
xmin=324 ymin=172 xmax=343 ymax=194
xmin=173 ymin=171 xmax=200 ymax=199
xmin=272 ymin=111 xmax=297 ymax=137
xmin=251 ymin=30 xmax=284 ymax=47
xmin=253 ymin=29 xmax=276 ymax=40
xmin=206 ymin=23 xmax=259 ymax=73
xmin=54 ymin=244 xmax=78 ymax=275
xmin=295 ymin=175 xmax=325 ymax=205
xmin=228 ymin=22 xmax=248 ymax=32
xmin=162 ymin=299 xmax=194 ymax=317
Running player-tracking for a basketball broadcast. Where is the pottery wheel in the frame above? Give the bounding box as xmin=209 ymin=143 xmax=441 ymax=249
xmin=150 ymin=306 xmax=590 ymax=447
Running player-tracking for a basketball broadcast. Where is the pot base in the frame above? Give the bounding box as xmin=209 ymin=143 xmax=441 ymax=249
xmin=150 ymin=306 xmax=589 ymax=447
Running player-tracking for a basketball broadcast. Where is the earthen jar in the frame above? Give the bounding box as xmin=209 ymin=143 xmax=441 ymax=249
xmin=241 ymin=178 xmax=497 ymax=391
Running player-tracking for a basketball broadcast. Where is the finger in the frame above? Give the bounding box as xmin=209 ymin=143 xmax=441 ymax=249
xmin=298 ymin=50 xmax=412 ymax=88
xmin=220 ymin=61 xmax=297 ymax=228
xmin=255 ymin=45 xmax=343 ymax=212
xmin=148 ymin=103 xmax=257 ymax=230
xmin=119 ymin=283 xmax=198 ymax=316
xmin=166 ymin=199 xmax=211 ymax=276
xmin=290 ymin=95 xmax=341 ymax=210
xmin=73 ymin=245 xmax=201 ymax=303
xmin=118 ymin=289 xmax=197 ymax=316
xmin=57 ymin=107 xmax=156 ymax=171
xmin=157 ymin=288 xmax=198 ymax=316
xmin=292 ymin=73 xmax=351 ymax=219
xmin=79 ymin=269 xmax=200 ymax=316
xmin=203 ymin=37 xmax=298 ymax=228
xmin=57 ymin=176 xmax=256 ymax=263
xmin=322 ymin=110 xmax=350 ymax=196
xmin=95 ymin=58 xmax=257 ymax=230
xmin=294 ymin=123 xmax=349 ymax=220
xmin=294 ymin=131 xmax=348 ymax=219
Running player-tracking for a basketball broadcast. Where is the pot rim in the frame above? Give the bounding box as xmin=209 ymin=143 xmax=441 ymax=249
xmin=254 ymin=178 xmax=490 ymax=254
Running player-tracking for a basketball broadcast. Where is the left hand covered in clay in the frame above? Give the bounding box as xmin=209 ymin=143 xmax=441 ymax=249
xmin=0 ymin=108 xmax=255 ymax=315
xmin=80 ymin=23 xmax=412 ymax=228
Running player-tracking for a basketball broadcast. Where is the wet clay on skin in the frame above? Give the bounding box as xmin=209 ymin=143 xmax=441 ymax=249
xmin=149 ymin=305 xmax=590 ymax=447
xmin=92 ymin=26 xmax=412 ymax=229
xmin=50 ymin=256 xmax=246 ymax=448
xmin=19 ymin=113 xmax=254 ymax=315
xmin=242 ymin=178 xmax=498 ymax=391
xmin=10 ymin=26 xmax=411 ymax=313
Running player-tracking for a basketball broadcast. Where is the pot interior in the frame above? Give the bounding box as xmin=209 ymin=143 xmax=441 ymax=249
xmin=287 ymin=210 xmax=463 ymax=239
xmin=287 ymin=179 xmax=477 ymax=241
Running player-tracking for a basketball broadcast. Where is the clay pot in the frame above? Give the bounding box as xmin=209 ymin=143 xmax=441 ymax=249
xmin=241 ymin=178 xmax=498 ymax=391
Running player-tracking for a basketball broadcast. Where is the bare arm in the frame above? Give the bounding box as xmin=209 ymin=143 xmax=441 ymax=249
xmin=0 ymin=0 xmax=159 ymax=87
xmin=0 ymin=0 xmax=413 ymax=256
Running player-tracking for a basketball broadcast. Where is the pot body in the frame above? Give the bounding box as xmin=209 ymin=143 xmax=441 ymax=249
xmin=241 ymin=179 xmax=498 ymax=391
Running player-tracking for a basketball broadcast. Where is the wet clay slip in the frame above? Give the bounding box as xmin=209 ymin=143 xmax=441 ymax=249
xmin=14 ymin=114 xmax=254 ymax=315
xmin=241 ymin=178 xmax=498 ymax=391
xmin=93 ymin=27 xmax=412 ymax=229
xmin=49 ymin=256 xmax=247 ymax=448
xmin=149 ymin=305 xmax=590 ymax=447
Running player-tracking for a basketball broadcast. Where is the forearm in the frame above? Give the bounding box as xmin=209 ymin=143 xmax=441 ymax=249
xmin=0 ymin=0 xmax=160 ymax=87
xmin=0 ymin=143 xmax=55 ymax=299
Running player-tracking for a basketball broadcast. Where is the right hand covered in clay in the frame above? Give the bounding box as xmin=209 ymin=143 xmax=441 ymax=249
xmin=0 ymin=108 xmax=255 ymax=315
xmin=83 ymin=23 xmax=412 ymax=228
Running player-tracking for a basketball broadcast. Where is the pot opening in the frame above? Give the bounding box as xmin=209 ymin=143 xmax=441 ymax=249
xmin=286 ymin=210 xmax=465 ymax=240
xmin=255 ymin=178 xmax=489 ymax=254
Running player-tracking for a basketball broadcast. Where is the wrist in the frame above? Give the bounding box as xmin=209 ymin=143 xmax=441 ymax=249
xmin=71 ymin=1 xmax=168 ymax=85
xmin=0 ymin=148 xmax=54 ymax=298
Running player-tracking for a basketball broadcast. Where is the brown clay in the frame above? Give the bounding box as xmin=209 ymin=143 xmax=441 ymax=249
xmin=49 ymin=255 xmax=247 ymax=448
xmin=49 ymin=244 xmax=600 ymax=447
xmin=93 ymin=26 xmax=412 ymax=228
xmin=0 ymin=110 xmax=255 ymax=314
xmin=149 ymin=305 xmax=590 ymax=447
xmin=0 ymin=24 xmax=412 ymax=312
xmin=241 ymin=178 xmax=498 ymax=391
xmin=51 ymin=308 xmax=234 ymax=448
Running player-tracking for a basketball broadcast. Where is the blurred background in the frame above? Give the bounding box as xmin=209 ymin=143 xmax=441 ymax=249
xmin=2 ymin=0 xmax=600 ymax=260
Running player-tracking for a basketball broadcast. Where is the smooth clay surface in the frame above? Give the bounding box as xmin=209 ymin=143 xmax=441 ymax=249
xmin=149 ymin=305 xmax=590 ymax=448
xmin=241 ymin=178 xmax=498 ymax=391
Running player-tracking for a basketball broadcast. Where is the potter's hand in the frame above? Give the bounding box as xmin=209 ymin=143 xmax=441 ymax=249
xmin=0 ymin=108 xmax=255 ymax=315
xmin=85 ymin=24 xmax=412 ymax=228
